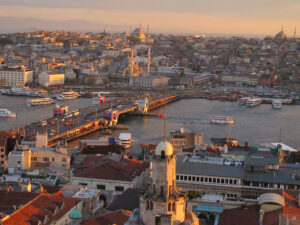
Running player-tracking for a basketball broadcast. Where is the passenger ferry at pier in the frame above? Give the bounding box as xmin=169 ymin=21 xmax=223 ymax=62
xmin=57 ymin=91 xmax=80 ymax=100
xmin=117 ymin=133 xmax=132 ymax=149
xmin=0 ymin=109 xmax=17 ymax=118
xmin=210 ymin=116 xmax=234 ymax=124
xmin=246 ymin=98 xmax=263 ymax=107
xmin=272 ymin=99 xmax=282 ymax=109
xmin=237 ymin=97 xmax=251 ymax=105
xmin=1 ymin=87 xmax=46 ymax=97
xmin=26 ymin=98 xmax=55 ymax=106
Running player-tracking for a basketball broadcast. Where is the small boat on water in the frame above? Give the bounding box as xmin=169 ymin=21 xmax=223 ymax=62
xmin=26 ymin=98 xmax=55 ymax=106
xmin=272 ymin=99 xmax=282 ymax=109
xmin=246 ymin=98 xmax=263 ymax=107
xmin=211 ymin=116 xmax=234 ymax=124
xmin=0 ymin=109 xmax=16 ymax=118
xmin=57 ymin=91 xmax=80 ymax=100
xmin=237 ymin=97 xmax=251 ymax=105
xmin=117 ymin=133 xmax=132 ymax=149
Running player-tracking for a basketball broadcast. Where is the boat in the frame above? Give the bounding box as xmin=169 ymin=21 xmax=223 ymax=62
xmin=281 ymin=98 xmax=292 ymax=105
xmin=1 ymin=87 xmax=47 ymax=97
xmin=26 ymin=98 xmax=55 ymax=106
xmin=117 ymin=133 xmax=132 ymax=149
xmin=57 ymin=91 xmax=80 ymax=100
xmin=92 ymin=94 xmax=106 ymax=105
xmin=246 ymin=98 xmax=263 ymax=107
xmin=237 ymin=97 xmax=251 ymax=105
xmin=272 ymin=99 xmax=282 ymax=109
xmin=0 ymin=109 xmax=16 ymax=118
xmin=210 ymin=116 xmax=234 ymax=124
xmin=54 ymin=105 xmax=69 ymax=116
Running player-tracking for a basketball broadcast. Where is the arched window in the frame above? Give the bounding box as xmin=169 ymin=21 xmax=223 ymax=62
xmin=168 ymin=203 xmax=172 ymax=211
xmin=161 ymin=150 xmax=165 ymax=159
xmin=172 ymin=203 xmax=176 ymax=211
xmin=169 ymin=185 xmax=172 ymax=196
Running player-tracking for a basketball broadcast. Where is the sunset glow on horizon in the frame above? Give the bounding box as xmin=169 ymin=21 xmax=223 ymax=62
xmin=0 ymin=0 xmax=300 ymax=35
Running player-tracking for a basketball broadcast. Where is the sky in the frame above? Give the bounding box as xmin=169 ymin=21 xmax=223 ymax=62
xmin=0 ymin=0 xmax=300 ymax=36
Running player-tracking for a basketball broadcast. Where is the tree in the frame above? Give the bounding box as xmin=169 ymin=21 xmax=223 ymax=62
xmin=0 ymin=38 xmax=12 ymax=46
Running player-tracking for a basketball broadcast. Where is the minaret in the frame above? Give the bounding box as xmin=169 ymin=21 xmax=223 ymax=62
xmin=131 ymin=47 xmax=134 ymax=76
xmin=147 ymin=24 xmax=151 ymax=75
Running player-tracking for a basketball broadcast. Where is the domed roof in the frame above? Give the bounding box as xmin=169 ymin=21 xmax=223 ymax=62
xmin=155 ymin=141 xmax=174 ymax=156
xmin=258 ymin=193 xmax=285 ymax=207
xmin=69 ymin=208 xmax=83 ymax=219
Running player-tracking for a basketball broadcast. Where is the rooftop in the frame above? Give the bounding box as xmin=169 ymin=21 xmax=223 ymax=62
xmin=72 ymin=188 xmax=99 ymax=199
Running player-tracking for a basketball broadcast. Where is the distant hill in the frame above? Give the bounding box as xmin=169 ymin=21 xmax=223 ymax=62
xmin=0 ymin=17 xmax=127 ymax=33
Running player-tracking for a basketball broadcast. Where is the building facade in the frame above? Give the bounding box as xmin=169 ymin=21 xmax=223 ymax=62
xmin=38 ymin=71 xmax=65 ymax=87
xmin=0 ymin=67 xmax=33 ymax=86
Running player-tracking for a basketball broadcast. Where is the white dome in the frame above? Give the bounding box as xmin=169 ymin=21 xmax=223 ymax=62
xmin=155 ymin=141 xmax=174 ymax=156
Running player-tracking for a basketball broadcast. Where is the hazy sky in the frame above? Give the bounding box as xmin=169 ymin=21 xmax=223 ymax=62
xmin=0 ymin=0 xmax=300 ymax=35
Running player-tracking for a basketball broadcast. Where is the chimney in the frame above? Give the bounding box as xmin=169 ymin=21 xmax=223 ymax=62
xmin=245 ymin=141 xmax=249 ymax=149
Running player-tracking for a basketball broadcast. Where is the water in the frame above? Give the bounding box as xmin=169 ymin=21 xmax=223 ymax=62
xmin=1 ymin=95 xmax=300 ymax=149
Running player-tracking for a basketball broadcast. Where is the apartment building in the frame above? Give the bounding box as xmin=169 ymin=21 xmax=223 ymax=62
xmin=0 ymin=67 xmax=33 ymax=86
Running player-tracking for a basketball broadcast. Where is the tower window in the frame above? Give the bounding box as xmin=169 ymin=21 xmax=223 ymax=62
xmin=160 ymin=186 xmax=164 ymax=196
xmin=168 ymin=203 xmax=171 ymax=211
xmin=172 ymin=203 xmax=176 ymax=211
xmin=161 ymin=150 xmax=165 ymax=159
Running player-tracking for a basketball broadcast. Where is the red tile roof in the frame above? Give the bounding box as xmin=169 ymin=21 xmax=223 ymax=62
xmin=74 ymin=155 xmax=149 ymax=182
xmin=0 ymin=131 xmax=15 ymax=138
xmin=0 ymin=190 xmax=39 ymax=214
xmin=1 ymin=191 xmax=80 ymax=225
xmin=81 ymin=209 xmax=131 ymax=225
xmin=218 ymin=204 xmax=282 ymax=225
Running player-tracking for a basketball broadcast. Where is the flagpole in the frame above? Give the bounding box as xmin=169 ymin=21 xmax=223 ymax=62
xmin=164 ymin=104 xmax=166 ymax=142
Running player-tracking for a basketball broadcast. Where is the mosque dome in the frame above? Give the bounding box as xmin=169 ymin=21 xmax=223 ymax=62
xmin=155 ymin=141 xmax=174 ymax=156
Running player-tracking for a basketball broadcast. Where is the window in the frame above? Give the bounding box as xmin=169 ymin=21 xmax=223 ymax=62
xmin=217 ymin=179 xmax=220 ymax=183
xmin=43 ymin=157 xmax=49 ymax=162
xmin=97 ymin=185 xmax=106 ymax=190
xmin=52 ymin=157 xmax=55 ymax=162
xmin=196 ymin=177 xmax=199 ymax=182
xmin=213 ymin=178 xmax=216 ymax=183
xmin=234 ymin=180 xmax=237 ymax=185
xmin=209 ymin=178 xmax=212 ymax=182
xmin=168 ymin=203 xmax=171 ymax=211
xmin=201 ymin=177 xmax=204 ymax=182
xmin=188 ymin=176 xmax=191 ymax=181
xmin=17 ymin=161 xmax=21 ymax=164
xmin=1 ymin=155 xmax=4 ymax=158
xmin=115 ymin=186 xmax=124 ymax=192
xmin=180 ymin=175 xmax=183 ymax=180
xmin=192 ymin=177 xmax=195 ymax=181
xmin=176 ymin=175 xmax=179 ymax=180
xmin=62 ymin=157 xmax=66 ymax=162
xmin=31 ymin=157 xmax=37 ymax=161
xmin=79 ymin=183 xmax=87 ymax=186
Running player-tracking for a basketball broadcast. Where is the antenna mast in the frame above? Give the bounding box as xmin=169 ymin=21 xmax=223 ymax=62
xmin=164 ymin=104 xmax=166 ymax=141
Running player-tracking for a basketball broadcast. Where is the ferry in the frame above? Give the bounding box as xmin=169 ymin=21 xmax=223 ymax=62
xmin=26 ymin=98 xmax=55 ymax=106
xmin=1 ymin=87 xmax=46 ymax=97
xmin=117 ymin=133 xmax=132 ymax=149
xmin=237 ymin=97 xmax=251 ymax=105
xmin=272 ymin=99 xmax=282 ymax=109
xmin=211 ymin=116 xmax=234 ymax=124
xmin=57 ymin=91 xmax=80 ymax=100
xmin=0 ymin=109 xmax=17 ymax=118
xmin=246 ymin=98 xmax=263 ymax=107
xmin=92 ymin=94 xmax=106 ymax=105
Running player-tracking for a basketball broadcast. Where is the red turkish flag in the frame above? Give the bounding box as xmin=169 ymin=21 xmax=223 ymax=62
xmin=158 ymin=114 xmax=164 ymax=119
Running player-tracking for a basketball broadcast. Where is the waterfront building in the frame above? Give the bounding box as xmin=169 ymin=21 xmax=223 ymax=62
xmin=171 ymin=129 xmax=203 ymax=154
xmin=71 ymin=155 xmax=149 ymax=205
xmin=133 ymin=75 xmax=169 ymax=88
xmin=139 ymin=141 xmax=199 ymax=225
xmin=0 ymin=67 xmax=33 ymax=86
xmin=38 ymin=71 xmax=65 ymax=87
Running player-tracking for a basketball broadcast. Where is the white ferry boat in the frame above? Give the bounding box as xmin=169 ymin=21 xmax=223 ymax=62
xmin=26 ymin=98 xmax=55 ymax=106
xmin=272 ymin=99 xmax=282 ymax=109
xmin=246 ymin=98 xmax=263 ymax=107
xmin=57 ymin=91 xmax=80 ymax=100
xmin=0 ymin=109 xmax=16 ymax=118
xmin=211 ymin=116 xmax=234 ymax=124
xmin=117 ymin=133 xmax=132 ymax=149
xmin=1 ymin=87 xmax=46 ymax=97
xmin=237 ymin=97 xmax=251 ymax=105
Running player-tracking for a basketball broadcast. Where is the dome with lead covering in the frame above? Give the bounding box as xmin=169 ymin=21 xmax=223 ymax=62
xmin=155 ymin=141 xmax=174 ymax=156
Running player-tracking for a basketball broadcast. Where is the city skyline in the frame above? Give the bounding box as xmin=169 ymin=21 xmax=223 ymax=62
xmin=0 ymin=0 xmax=300 ymax=36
